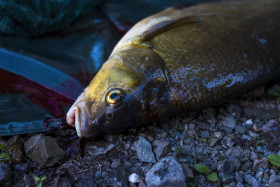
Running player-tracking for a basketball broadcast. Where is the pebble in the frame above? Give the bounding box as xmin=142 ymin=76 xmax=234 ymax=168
xmin=241 ymin=135 xmax=251 ymax=141
xmin=6 ymin=136 xmax=23 ymax=163
xmin=270 ymin=182 xmax=280 ymax=187
xmin=129 ymin=173 xmax=140 ymax=183
xmin=269 ymin=174 xmax=280 ymax=184
xmin=135 ymin=136 xmax=156 ymax=163
xmin=152 ymin=140 xmax=170 ymax=160
xmin=87 ymin=141 xmax=115 ymax=156
xmin=213 ymin=132 xmax=223 ymax=139
xmin=24 ymin=134 xmax=65 ymax=169
xmin=182 ymin=164 xmax=194 ymax=179
xmin=235 ymin=172 xmax=244 ymax=183
xmin=245 ymin=119 xmax=253 ymax=126
xmin=225 ymin=146 xmax=244 ymax=159
xmin=221 ymin=115 xmax=236 ymax=129
xmin=244 ymin=174 xmax=260 ymax=187
xmin=145 ymin=156 xmax=185 ymax=187
xmin=217 ymin=159 xmax=235 ymax=173
xmin=209 ymin=138 xmax=219 ymax=147
xmin=253 ymin=158 xmax=268 ymax=171
xmin=200 ymin=131 xmax=210 ymax=138
xmin=0 ymin=163 xmax=12 ymax=186
xmin=235 ymin=125 xmax=246 ymax=134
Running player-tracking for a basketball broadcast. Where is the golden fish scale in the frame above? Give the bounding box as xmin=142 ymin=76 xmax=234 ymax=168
xmin=147 ymin=5 xmax=280 ymax=111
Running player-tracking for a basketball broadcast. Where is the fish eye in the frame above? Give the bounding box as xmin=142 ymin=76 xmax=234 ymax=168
xmin=106 ymin=89 xmax=125 ymax=105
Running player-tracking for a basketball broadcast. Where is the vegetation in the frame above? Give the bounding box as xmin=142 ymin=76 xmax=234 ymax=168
xmin=194 ymin=164 xmax=218 ymax=182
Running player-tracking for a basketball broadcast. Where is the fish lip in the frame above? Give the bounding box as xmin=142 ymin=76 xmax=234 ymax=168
xmin=74 ymin=107 xmax=82 ymax=138
xmin=66 ymin=106 xmax=83 ymax=138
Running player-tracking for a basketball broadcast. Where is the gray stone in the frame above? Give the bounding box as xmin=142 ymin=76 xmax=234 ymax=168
xmin=135 ymin=136 xmax=156 ymax=163
xmin=269 ymin=174 xmax=280 ymax=184
xmin=235 ymin=172 xmax=244 ymax=183
xmin=213 ymin=132 xmax=223 ymax=139
xmin=241 ymin=135 xmax=251 ymax=141
xmin=270 ymin=182 xmax=280 ymax=187
xmin=24 ymin=134 xmax=65 ymax=169
xmin=182 ymin=164 xmax=193 ymax=179
xmin=253 ymin=158 xmax=268 ymax=171
xmin=76 ymin=169 xmax=97 ymax=186
xmin=145 ymin=156 xmax=185 ymax=187
xmin=111 ymin=161 xmax=121 ymax=168
xmin=114 ymin=165 xmax=128 ymax=187
xmin=87 ymin=141 xmax=115 ymax=156
xmin=221 ymin=115 xmax=236 ymax=129
xmin=235 ymin=125 xmax=246 ymax=134
xmin=219 ymin=172 xmax=233 ymax=183
xmin=152 ymin=140 xmax=170 ymax=160
xmin=236 ymin=182 xmax=244 ymax=187
xmin=209 ymin=138 xmax=219 ymax=147
xmin=6 ymin=136 xmax=23 ymax=163
xmin=0 ymin=163 xmax=12 ymax=186
xmin=201 ymin=131 xmax=210 ymax=138
xmin=217 ymin=159 xmax=236 ymax=173
xmin=225 ymin=146 xmax=244 ymax=159
xmin=244 ymin=174 xmax=260 ymax=187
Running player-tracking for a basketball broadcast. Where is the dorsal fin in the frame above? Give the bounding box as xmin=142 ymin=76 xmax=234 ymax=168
xmin=141 ymin=16 xmax=202 ymax=42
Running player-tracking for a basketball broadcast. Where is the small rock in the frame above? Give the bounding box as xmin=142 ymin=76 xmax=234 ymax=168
xmin=261 ymin=120 xmax=279 ymax=132
xmin=221 ymin=115 xmax=236 ymax=129
xmin=269 ymin=174 xmax=280 ymax=184
xmin=245 ymin=119 xmax=253 ymax=126
xmin=225 ymin=146 xmax=244 ymax=159
xmin=0 ymin=163 xmax=12 ymax=186
xmin=135 ymin=136 xmax=156 ymax=163
xmin=111 ymin=161 xmax=121 ymax=169
xmin=209 ymin=138 xmax=219 ymax=147
xmin=270 ymin=182 xmax=280 ymax=187
xmin=244 ymin=174 xmax=260 ymax=187
xmin=250 ymin=151 xmax=258 ymax=160
xmin=6 ymin=136 xmax=23 ymax=163
xmin=253 ymin=158 xmax=268 ymax=171
xmin=182 ymin=164 xmax=194 ymax=179
xmin=114 ymin=165 xmax=128 ymax=187
xmin=219 ymin=172 xmax=233 ymax=183
xmin=129 ymin=173 xmax=140 ymax=183
xmin=145 ymin=156 xmax=185 ymax=187
xmin=235 ymin=125 xmax=246 ymax=134
xmin=24 ymin=134 xmax=65 ymax=169
xmin=200 ymin=131 xmax=210 ymax=138
xmin=235 ymin=172 xmax=244 ymax=183
xmin=241 ymin=135 xmax=251 ymax=141
xmin=236 ymin=182 xmax=244 ymax=187
xmin=87 ymin=141 xmax=115 ymax=156
xmin=217 ymin=159 xmax=234 ymax=173
xmin=152 ymin=140 xmax=170 ymax=161
xmin=213 ymin=132 xmax=223 ymax=139
xmin=76 ymin=169 xmax=96 ymax=186
xmin=248 ymin=131 xmax=258 ymax=138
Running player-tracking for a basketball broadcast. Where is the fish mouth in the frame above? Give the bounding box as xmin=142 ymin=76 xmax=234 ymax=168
xmin=66 ymin=106 xmax=82 ymax=137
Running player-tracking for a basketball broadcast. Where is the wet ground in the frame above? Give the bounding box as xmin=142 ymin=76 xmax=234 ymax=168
xmin=1 ymin=84 xmax=280 ymax=186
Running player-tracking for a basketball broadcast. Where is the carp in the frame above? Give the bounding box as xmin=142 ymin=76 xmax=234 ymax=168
xmin=67 ymin=0 xmax=280 ymax=138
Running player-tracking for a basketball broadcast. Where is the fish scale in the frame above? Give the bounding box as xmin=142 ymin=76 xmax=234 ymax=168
xmin=67 ymin=0 xmax=280 ymax=138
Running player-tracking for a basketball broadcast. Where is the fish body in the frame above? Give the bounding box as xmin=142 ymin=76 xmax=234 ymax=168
xmin=67 ymin=0 xmax=280 ymax=138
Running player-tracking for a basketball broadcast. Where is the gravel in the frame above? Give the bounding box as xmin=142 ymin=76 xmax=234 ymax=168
xmin=3 ymin=84 xmax=280 ymax=186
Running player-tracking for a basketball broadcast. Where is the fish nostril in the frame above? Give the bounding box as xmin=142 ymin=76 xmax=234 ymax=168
xmin=66 ymin=107 xmax=76 ymax=127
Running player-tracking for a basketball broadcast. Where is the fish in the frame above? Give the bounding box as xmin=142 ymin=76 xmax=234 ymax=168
xmin=66 ymin=0 xmax=280 ymax=138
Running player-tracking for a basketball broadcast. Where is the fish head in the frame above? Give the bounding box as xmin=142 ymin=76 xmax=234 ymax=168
xmin=67 ymin=47 xmax=167 ymax=138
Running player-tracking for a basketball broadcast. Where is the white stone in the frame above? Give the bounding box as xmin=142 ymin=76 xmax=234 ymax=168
xmin=129 ymin=173 xmax=140 ymax=183
xmin=245 ymin=119 xmax=253 ymax=125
